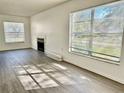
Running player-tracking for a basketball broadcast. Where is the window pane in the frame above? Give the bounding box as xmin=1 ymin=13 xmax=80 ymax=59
xmin=72 ymin=36 xmax=90 ymax=50
xmin=73 ymin=22 xmax=91 ymax=33
xmin=4 ymin=22 xmax=25 ymax=43
xmin=93 ymin=19 xmax=123 ymax=33
xmin=92 ymin=34 xmax=122 ymax=57
xmin=70 ymin=10 xmax=91 ymax=54
xmin=71 ymin=22 xmax=91 ymax=50
xmin=92 ymin=2 xmax=124 ymax=61
xmin=72 ymin=10 xmax=91 ymax=22
xmin=94 ymin=3 xmax=124 ymax=20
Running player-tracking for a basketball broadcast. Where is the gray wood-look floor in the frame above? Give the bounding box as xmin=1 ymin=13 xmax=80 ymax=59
xmin=0 ymin=49 xmax=124 ymax=93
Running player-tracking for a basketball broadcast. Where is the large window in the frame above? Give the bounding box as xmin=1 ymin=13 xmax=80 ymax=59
xmin=4 ymin=22 xmax=25 ymax=43
xmin=69 ymin=1 xmax=124 ymax=62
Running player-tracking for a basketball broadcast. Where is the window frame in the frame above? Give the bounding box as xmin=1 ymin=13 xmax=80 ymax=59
xmin=69 ymin=1 xmax=124 ymax=64
xmin=3 ymin=21 xmax=25 ymax=43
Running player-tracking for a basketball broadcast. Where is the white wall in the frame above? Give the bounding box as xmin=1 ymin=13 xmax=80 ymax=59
xmin=0 ymin=14 xmax=31 ymax=51
xmin=31 ymin=0 xmax=124 ymax=84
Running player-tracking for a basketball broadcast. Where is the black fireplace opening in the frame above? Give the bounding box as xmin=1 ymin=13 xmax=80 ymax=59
xmin=37 ymin=38 xmax=44 ymax=52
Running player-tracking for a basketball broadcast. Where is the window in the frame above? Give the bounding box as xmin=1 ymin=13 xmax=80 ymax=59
xmin=69 ymin=1 xmax=124 ymax=62
xmin=4 ymin=22 xmax=25 ymax=43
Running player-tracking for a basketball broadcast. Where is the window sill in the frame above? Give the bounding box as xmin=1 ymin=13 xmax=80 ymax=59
xmin=5 ymin=41 xmax=25 ymax=44
xmin=69 ymin=51 xmax=120 ymax=65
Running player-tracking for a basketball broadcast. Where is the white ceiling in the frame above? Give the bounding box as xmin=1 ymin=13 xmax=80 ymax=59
xmin=0 ymin=0 xmax=69 ymax=17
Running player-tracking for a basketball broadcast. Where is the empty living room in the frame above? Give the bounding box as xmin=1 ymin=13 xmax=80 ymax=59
xmin=0 ymin=0 xmax=124 ymax=93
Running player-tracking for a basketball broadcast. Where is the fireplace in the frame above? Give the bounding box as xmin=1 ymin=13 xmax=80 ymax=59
xmin=37 ymin=38 xmax=44 ymax=52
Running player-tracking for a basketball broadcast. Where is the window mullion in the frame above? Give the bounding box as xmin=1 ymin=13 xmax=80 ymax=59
xmin=88 ymin=9 xmax=94 ymax=56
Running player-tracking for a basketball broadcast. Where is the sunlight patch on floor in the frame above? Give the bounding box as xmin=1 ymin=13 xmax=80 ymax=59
xmin=18 ymin=75 xmax=40 ymax=90
xmin=23 ymin=65 xmax=42 ymax=74
xmin=49 ymin=72 xmax=76 ymax=85
xmin=38 ymin=64 xmax=56 ymax=72
xmin=32 ymin=74 xmax=59 ymax=88
xmin=80 ymin=76 xmax=91 ymax=81
xmin=14 ymin=67 xmax=27 ymax=75
xmin=15 ymin=64 xmax=79 ymax=90
xmin=52 ymin=63 xmax=67 ymax=70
